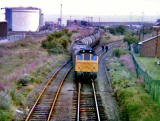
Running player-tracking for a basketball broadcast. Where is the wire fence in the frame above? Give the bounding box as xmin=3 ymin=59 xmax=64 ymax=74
xmin=7 ymin=34 xmax=26 ymax=42
xmin=131 ymin=44 xmax=160 ymax=104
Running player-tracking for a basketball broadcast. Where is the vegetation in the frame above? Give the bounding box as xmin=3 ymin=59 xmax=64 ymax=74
xmin=108 ymin=25 xmax=126 ymax=35
xmin=9 ymin=87 xmax=25 ymax=106
xmin=101 ymin=32 xmax=124 ymax=44
xmin=124 ymin=34 xmax=139 ymax=46
xmin=42 ymin=29 xmax=72 ymax=54
xmin=112 ymin=48 xmax=127 ymax=58
xmin=135 ymin=54 xmax=160 ymax=80
xmin=109 ymin=53 xmax=160 ymax=121
xmin=0 ymin=91 xmax=13 ymax=121
xmin=0 ymin=35 xmax=69 ymax=120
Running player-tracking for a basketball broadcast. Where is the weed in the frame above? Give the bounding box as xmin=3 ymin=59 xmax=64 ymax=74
xmin=17 ymin=74 xmax=35 ymax=87
xmin=109 ymin=57 xmax=160 ymax=121
xmin=0 ymin=91 xmax=11 ymax=110
xmin=112 ymin=48 xmax=127 ymax=58
xmin=9 ymin=87 xmax=25 ymax=106
xmin=0 ymin=110 xmax=13 ymax=121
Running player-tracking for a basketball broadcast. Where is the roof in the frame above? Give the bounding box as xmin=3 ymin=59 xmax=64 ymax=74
xmin=138 ymin=34 xmax=160 ymax=45
xmin=4 ymin=7 xmax=40 ymax=10
xmin=0 ymin=20 xmax=7 ymax=22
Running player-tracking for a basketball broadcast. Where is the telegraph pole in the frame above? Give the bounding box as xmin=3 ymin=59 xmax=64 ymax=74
xmin=155 ymin=28 xmax=159 ymax=65
xmin=60 ymin=4 xmax=62 ymax=26
xmin=70 ymin=16 xmax=72 ymax=26
xmin=142 ymin=25 xmax=145 ymax=41
xmin=153 ymin=26 xmax=160 ymax=65
xmin=99 ymin=17 xmax=101 ymax=26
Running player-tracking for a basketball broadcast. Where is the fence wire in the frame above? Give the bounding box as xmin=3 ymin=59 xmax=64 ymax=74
xmin=131 ymin=44 xmax=160 ymax=104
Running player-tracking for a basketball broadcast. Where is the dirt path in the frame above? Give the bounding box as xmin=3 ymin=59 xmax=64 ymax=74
xmin=120 ymin=54 xmax=136 ymax=75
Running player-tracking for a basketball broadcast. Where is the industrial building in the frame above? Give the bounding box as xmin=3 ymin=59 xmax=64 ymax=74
xmin=5 ymin=7 xmax=43 ymax=32
xmin=139 ymin=35 xmax=160 ymax=57
xmin=0 ymin=21 xmax=7 ymax=38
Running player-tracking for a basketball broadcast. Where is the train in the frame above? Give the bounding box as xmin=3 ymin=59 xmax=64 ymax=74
xmin=71 ymin=28 xmax=102 ymax=79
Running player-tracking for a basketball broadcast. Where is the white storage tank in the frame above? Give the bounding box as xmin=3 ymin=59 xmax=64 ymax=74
xmin=5 ymin=7 xmax=41 ymax=32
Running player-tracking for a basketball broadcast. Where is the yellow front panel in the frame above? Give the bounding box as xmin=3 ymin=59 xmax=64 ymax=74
xmin=75 ymin=61 xmax=98 ymax=72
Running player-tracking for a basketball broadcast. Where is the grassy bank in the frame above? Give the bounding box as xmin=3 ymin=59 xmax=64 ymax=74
xmin=108 ymin=57 xmax=160 ymax=121
xmin=0 ymin=36 xmax=70 ymax=120
xmin=135 ymin=54 xmax=160 ymax=80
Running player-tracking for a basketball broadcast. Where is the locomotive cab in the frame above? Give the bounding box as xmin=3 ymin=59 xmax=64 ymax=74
xmin=75 ymin=50 xmax=98 ymax=79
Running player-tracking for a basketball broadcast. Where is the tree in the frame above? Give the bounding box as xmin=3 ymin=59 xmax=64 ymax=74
xmin=109 ymin=28 xmax=117 ymax=35
xmin=124 ymin=34 xmax=139 ymax=46
xmin=116 ymin=25 xmax=126 ymax=35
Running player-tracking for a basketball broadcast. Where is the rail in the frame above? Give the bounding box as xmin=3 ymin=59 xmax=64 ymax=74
xmin=77 ymin=80 xmax=101 ymax=121
xmin=25 ymin=62 xmax=70 ymax=121
xmin=47 ymin=67 xmax=72 ymax=121
xmin=92 ymin=80 xmax=101 ymax=121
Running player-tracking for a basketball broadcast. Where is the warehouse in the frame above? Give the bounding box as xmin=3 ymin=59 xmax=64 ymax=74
xmin=139 ymin=35 xmax=160 ymax=57
xmin=5 ymin=7 xmax=43 ymax=32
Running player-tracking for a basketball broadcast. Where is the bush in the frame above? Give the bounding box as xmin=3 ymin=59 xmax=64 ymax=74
xmin=109 ymin=25 xmax=126 ymax=35
xmin=42 ymin=29 xmax=71 ymax=54
xmin=9 ymin=87 xmax=25 ymax=106
xmin=112 ymin=48 xmax=126 ymax=58
xmin=116 ymin=25 xmax=126 ymax=35
xmin=109 ymin=28 xmax=117 ymax=35
xmin=17 ymin=74 xmax=35 ymax=87
xmin=0 ymin=110 xmax=13 ymax=121
xmin=59 ymin=37 xmax=69 ymax=49
xmin=0 ymin=91 xmax=11 ymax=110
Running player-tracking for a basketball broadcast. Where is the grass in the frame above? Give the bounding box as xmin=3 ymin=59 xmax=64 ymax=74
xmin=0 ymin=36 xmax=70 ymax=120
xmin=101 ymin=32 xmax=124 ymax=44
xmin=0 ymin=91 xmax=13 ymax=121
xmin=135 ymin=54 xmax=160 ymax=80
xmin=109 ymin=57 xmax=160 ymax=121
xmin=0 ymin=110 xmax=13 ymax=121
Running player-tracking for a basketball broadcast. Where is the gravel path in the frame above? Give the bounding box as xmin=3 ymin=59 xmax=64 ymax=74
xmin=96 ymin=43 xmax=120 ymax=121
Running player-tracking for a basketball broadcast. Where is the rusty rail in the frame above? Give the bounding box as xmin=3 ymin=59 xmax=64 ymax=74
xmin=76 ymin=82 xmax=81 ymax=121
xmin=47 ymin=67 xmax=72 ymax=121
xmin=25 ymin=62 xmax=69 ymax=121
xmin=92 ymin=80 xmax=101 ymax=121
xmin=77 ymin=80 xmax=101 ymax=121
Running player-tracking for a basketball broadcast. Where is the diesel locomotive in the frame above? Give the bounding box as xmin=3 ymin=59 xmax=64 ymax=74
xmin=71 ymin=28 xmax=102 ymax=79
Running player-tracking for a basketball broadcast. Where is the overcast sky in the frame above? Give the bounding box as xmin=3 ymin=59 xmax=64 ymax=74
xmin=0 ymin=0 xmax=160 ymax=21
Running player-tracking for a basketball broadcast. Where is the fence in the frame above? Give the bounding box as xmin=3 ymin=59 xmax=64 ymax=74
xmin=131 ymin=44 xmax=160 ymax=104
xmin=8 ymin=34 xmax=26 ymax=42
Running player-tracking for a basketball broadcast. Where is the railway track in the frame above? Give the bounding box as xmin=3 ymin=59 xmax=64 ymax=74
xmin=25 ymin=62 xmax=72 ymax=121
xmin=73 ymin=80 xmax=107 ymax=121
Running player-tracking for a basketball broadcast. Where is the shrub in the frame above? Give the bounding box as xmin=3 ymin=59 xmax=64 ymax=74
xmin=0 ymin=110 xmax=13 ymax=121
xmin=59 ymin=37 xmax=69 ymax=49
xmin=109 ymin=25 xmax=126 ymax=35
xmin=112 ymin=48 xmax=126 ymax=58
xmin=109 ymin=28 xmax=117 ymax=35
xmin=9 ymin=87 xmax=25 ymax=106
xmin=41 ymin=29 xmax=71 ymax=54
xmin=0 ymin=91 xmax=11 ymax=110
xmin=17 ymin=74 xmax=35 ymax=87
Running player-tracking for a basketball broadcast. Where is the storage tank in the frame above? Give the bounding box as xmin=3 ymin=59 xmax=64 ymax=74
xmin=0 ymin=21 xmax=7 ymax=38
xmin=40 ymin=13 xmax=44 ymax=27
xmin=5 ymin=7 xmax=41 ymax=32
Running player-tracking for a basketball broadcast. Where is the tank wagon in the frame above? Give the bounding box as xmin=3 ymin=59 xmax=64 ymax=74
xmin=71 ymin=28 xmax=102 ymax=79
